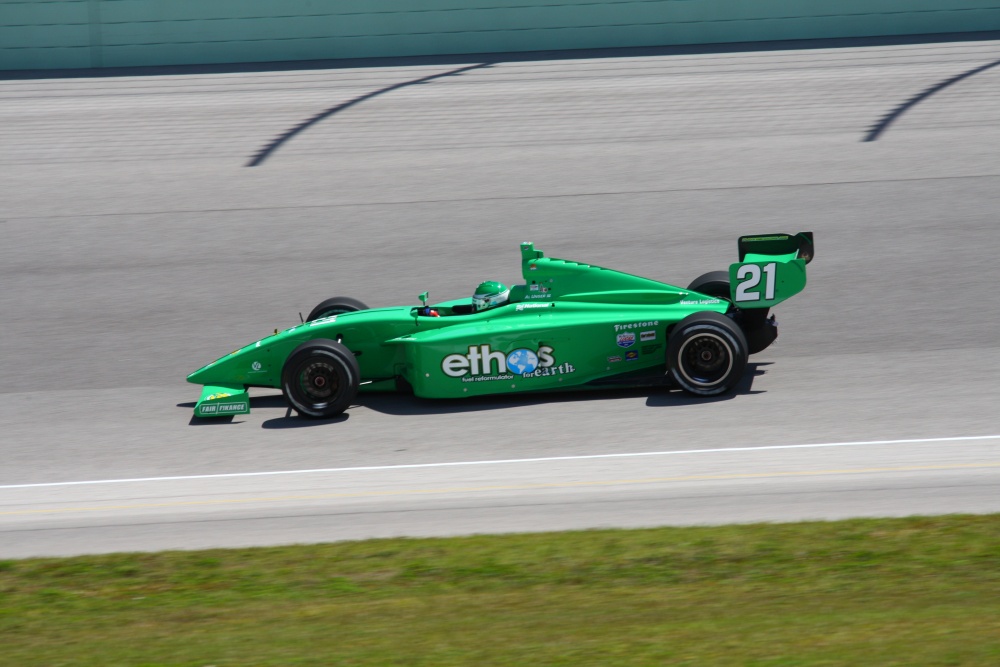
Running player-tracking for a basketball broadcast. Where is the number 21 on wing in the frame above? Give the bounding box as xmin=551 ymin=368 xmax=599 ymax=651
xmin=735 ymin=262 xmax=775 ymax=302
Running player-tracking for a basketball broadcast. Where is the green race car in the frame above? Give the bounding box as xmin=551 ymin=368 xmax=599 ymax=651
xmin=188 ymin=234 xmax=814 ymax=418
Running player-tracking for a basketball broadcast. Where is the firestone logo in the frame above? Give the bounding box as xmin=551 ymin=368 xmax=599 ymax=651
xmin=614 ymin=321 xmax=659 ymax=332
xmin=442 ymin=344 xmax=555 ymax=378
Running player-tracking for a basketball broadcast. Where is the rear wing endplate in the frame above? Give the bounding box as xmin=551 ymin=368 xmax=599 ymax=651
xmin=729 ymin=232 xmax=814 ymax=309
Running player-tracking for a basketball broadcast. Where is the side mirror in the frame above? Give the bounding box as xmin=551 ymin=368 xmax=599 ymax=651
xmin=419 ymin=291 xmax=428 ymax=307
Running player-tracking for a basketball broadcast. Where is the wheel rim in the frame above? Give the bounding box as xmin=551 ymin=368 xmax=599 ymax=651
xmin=677 ymin=332 xmax=733 ymax=388
xmin=297 ymin=360 xmax=341 ymax=404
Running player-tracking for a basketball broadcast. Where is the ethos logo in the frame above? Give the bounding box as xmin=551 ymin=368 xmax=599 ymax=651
xmin=442 ymin=344 xmax=555 ymax=378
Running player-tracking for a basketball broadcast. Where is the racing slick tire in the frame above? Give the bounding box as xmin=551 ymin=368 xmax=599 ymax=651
xmin=306 ymin=296 xmax=369 ymax=322
xmin=687 ymin=271 xmax=774 ymax=355
xmin=686 ymin=271 xmax=731 ymax=299
xmin=282 ymin=339 xmax=360 ymax=418
xmin=667 ymin=312 xmax=748 ymax=396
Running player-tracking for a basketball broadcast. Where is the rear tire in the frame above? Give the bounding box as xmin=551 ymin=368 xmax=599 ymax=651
xmin=282 ymin=339 xmax=360 ymax=418
xmin=687 ymin=270 xmax=774 ymax=355
xmin=667 ymin=312 xmax=748 ymax=396
xmin=687 ymin=271 xmax=731 ymax=299
xmin=306 ymin=296 xmax=368 ymax=322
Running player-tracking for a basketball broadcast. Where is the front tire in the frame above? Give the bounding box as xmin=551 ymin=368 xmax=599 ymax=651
xmin=667 ymin=312 xmax=748 ymax=396
xmin=306 ymin=296 xmax=368 ymax=322
xmin=282 ymin=339 xmax=360 ymax=418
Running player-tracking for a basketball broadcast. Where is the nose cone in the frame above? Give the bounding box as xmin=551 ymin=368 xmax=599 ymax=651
xmin=187 ymin=355 xmax=227 ymax=384
xmin=187 ymin=335 xmax=282 ymax=388
xmin=187 ymin=365 xmax=211 ymax=384
xmin=187 ymin=347 xmax=242 ymax=385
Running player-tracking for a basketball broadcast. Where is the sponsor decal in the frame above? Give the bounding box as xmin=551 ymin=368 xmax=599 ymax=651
xmin=530 ymin=284 xmax=540 ymax=291
xmin=680 ymin=299 xmax=722 ymax=305
xmin=516 ymin=303 xmax=549 ymax=311
xmin=522 ymin=362 xmax=575 ymax=378
xmin=607 ymin=355 xmax=622 ymax=363
xmin=443 ymin=344 xmax=554 ymax=378
xmin=442 ymin=344 xmax=574 ymax=381
xmin=506 ymin=348 xmax=539 ymax=376
xmin=206 ymin=393 xmax=231 ymax=401
xmin=616 ymin=332 xmax=636 ymax=348
xmin=200 ymin=402 xmax=246 ymax=414
xmin=641 ymin=343 xmax=662 ymax=355
xmin=309 ymin=315 xmax=338 ymax=326
xmin=529 ymin=263 xmax=538 ymax=271
xmin=640 ymin=330 xmax=656 ymax=342
xmin=625 ymin=350 xmax=639 ymax=361
xmin=250 ymin=361 xmax=264 ymax=372
xmin=614 ymin=321 xmax=659 ymax=332
xmin=463 ymin=374 xmax=514 ymax=383
xmin=525 ymin=293 xmax=552 ymax=300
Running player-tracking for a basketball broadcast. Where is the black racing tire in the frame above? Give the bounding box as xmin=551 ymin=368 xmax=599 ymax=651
xmin=686 ymin=270 xmax=731 ymax=300
xmin=306 ymin=296 xmax=368 ymax=322
xmin=687 ymin=271 xmax=773 ymax=355
xmin=667 ymin=312 xmax=748 ymax=396
xmin=281 ymin=339 xmax=360 ymax=418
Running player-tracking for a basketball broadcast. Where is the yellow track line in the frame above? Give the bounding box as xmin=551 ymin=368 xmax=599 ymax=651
xmin=3 ymin=462 xmax=999 ymax=517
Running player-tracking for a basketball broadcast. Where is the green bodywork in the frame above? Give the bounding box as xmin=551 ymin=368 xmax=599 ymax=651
xmin=188 ymin=236 xmax=812 ymax=417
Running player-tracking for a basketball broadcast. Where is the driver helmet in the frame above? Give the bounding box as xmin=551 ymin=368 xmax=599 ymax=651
xmin=472 ymin=281 xmax=510 ymax=312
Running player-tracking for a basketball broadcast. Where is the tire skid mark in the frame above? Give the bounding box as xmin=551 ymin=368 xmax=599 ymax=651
xmin=245 ymin=62 xmax=491 ymax=166
xmin=864 ymin=57 xmax=1000 ymax=141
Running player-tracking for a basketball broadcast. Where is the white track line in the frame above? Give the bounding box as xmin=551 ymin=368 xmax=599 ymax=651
xmin=2 ymin=435 xmax=998 ymax=490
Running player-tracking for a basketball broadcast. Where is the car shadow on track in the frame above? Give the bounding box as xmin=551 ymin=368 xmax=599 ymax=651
xmin=182 ymin=363 xmax=767 ymax=427
xmin=646 ymin=362 xmax=767 ymax=407
xmin=348 ymin=362 xmax=767 ymax=417
xmin=261 ymin=415 xmax=350 ymax=428
xmin=187 ymin=415 xmax=241 ymax=425
xmin=182 ymin=395 xmax=352 ymax=429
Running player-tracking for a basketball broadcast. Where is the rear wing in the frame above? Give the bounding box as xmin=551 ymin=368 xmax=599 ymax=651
xmin=729 ymin=232 xmax=814 ymax=308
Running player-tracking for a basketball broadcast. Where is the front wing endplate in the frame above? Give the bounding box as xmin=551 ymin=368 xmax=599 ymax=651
xmin=195 ymin=384 xmax=250 ymax=417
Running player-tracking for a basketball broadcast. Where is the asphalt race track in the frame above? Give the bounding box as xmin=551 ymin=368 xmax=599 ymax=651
xmin=2 ymin=37 xmax=999 ymax=558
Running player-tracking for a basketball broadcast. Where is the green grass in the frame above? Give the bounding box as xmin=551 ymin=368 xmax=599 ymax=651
xmin=2 ymin=515 xmax=999 ymax=666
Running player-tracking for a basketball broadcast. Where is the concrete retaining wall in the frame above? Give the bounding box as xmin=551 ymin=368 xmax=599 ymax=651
xmin=3 ymin=0 xmax=1000 ymax=71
